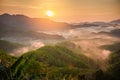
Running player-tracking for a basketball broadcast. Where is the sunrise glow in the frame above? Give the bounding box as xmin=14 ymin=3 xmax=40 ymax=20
xmin=46 ymin=10 xmax=54 ymax=17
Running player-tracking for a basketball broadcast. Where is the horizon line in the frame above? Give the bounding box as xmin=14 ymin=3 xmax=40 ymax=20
xmin=0 ymin=13 xmax=120 ymax=24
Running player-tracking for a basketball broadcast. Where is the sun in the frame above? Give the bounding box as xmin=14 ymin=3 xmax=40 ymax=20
xmin=46 ymin=10 xmax=54 ymax=17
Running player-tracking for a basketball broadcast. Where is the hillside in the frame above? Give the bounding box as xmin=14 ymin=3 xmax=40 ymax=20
xmin=0 ymin=14 xmax=66 ymax=43
xmin=0 ymin=51 xmax=16 ymax=67
xmin=107 ymin=49 xmax=120 ymax=80
xmin=100 ymin=42 xmax=120 ymax=52
xmin=0 ymin=43 xmax=119 ymax=80
xmin=0 ymin=45 xmax=98 ymax=80
xmin=96 ymin=29 xmax=120 ymax=38
xmin=0 ymin=13 xmax=70 ymax=31
xmin=0 ymin=40 xmax=23 ymax=53
xmin=23 ymin=46 xmax=89 ymax=68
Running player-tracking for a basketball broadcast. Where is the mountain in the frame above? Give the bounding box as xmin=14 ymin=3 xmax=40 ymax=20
xmin=0 ymin=13 xmax=66 ymax=42
xmin=0 ymin=13 xmax=70 ymax=31
xmin=0 ymin=29 xmax=65 ymax=40
xmin=110 ymin=19 xmax=120 ymax=24
xmin=0 ymin=50 xmax=17 ymax=79
xmin=1 ymin=13 xmax=119 ymax=31
xmin=96 ymin=29 xmax=120 ymax=38
xmin=23 ymin=46 xmax=89 ymax=68
xmin=109 ymin=29 xmax=120 ymax=37
xmin=108 ymin=49 xmax=120 ymax=80
xmin=0 ymin=50 xmax=16 ymax=67
xmin=103 ymin=42 xmax=120 ymax=80
xmin=71 ymin=19 xmax=120 ymax=28
xmin=72 ymin=22 xmax=100 ymax=28
xmin=0 ymin=45 xmax=98 ymax=80
xmin=0 ymin=40 xmax=23 ymax=53
xmin=100 ymin=42 xmax=120 ymax=52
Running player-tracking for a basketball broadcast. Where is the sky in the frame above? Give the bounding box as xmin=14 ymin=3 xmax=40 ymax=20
xmin=0 ymin=0 xmax=120 ymax=23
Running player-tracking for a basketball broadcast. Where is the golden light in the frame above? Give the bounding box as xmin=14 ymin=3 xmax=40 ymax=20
xmin=46 ymin=10 xmax=54 ymax=17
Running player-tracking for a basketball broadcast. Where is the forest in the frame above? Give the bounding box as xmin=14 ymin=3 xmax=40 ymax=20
xmin=0 ymin=40 xmax=120 ymax=80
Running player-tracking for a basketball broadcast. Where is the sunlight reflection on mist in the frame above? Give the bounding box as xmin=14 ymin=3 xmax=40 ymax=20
xmin=10 ymin=41 xmax=44 ymax=56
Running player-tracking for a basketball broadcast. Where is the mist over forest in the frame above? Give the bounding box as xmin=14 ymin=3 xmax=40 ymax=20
xmin=0 ymin=13 xmax=120 ymax=80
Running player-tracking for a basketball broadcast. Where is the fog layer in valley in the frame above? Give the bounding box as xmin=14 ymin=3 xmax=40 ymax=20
xmin=0 ymin=14 xmax=120 ymax=60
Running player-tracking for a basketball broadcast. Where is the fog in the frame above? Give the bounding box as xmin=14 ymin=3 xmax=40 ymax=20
xmin=38 ymin=26 xmax=120 ymax=38
xmin=10 ymin=41 xmax=45 ymax=56
xmin=36 ymin=25 xmax=120 ymax=61
xmin=1 ymin=23 xmax=120 ymax=61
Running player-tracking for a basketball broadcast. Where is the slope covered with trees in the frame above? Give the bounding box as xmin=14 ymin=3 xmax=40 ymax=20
xmin=0 ymin=45 xmax=99 ymax=80
xmin=0 ymin=40 xmax=23 ymax=53
xmin=107 ymin=50 xmax=120 ymax=80
xmin=0 ymin=42 xmax=120 ymax=80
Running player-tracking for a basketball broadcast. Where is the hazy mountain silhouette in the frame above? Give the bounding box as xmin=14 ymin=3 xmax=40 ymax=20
xmin=105 ymin=29 xmax=120 ymax=37
xmin=0 ymin=13 xmax=70 ymax=31
xmin=0 ymin=13 xmax=119 ymax=30
xmin=110 ymin=19 xmax=120 ymax=24
xmin=72 ymin=19 xmax=120 ymax=28
xmin=94 ymin=29 xmax=120 ymax=38
xmin=0 ymin=13 xmax=66 ymax=40
xmin=0 ymin=13 xmax=120 ymax=40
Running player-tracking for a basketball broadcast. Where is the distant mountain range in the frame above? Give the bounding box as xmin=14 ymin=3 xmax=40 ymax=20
xmin=0 ymin=13 xmax=67 ymax=41
xmin=110 ymin=19 xmax=120 ymax=24
xmin=0 ymin=13 xmax=71 ymax=31
xmin=72 ymin=19 xmax=120 ymax=28
xmin=0 ymin=13 xmax=120 ymax=30
xmin=92 ymin=29 xmax=120 ymax=38
xmin=0 ymin=13 xmax=120 ymax=41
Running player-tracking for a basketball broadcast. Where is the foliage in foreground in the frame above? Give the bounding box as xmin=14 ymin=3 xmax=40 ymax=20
xmin=0 ymin=45 xmax=120 ymax=80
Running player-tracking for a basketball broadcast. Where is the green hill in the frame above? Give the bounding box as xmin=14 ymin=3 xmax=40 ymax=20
xmin=0 ymin=50 xmax=17 ymax=79
xmin=57 ymin=41 xmax=82 ymax=53
xmin=0 ymin=50 xmax=17 ymax=67
xmin=1 ymin=44 xmax=116 ymax=80
xmin=24 ymin=46 xmax=88 ymax=68
xmin=0 ymin=40 xmax=23 ymax=53
xmin=0 ymin=45 xmax=97 ymax=80
xmin=99 ymin=42 xmax=120 ymax=80
xmin=100 ymin=42 xmax=120 ymax=52
xmin=107 ymin=49 xmax=120 ymax=80
xmin=56 ymin=41 xmax=99 ymax=68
